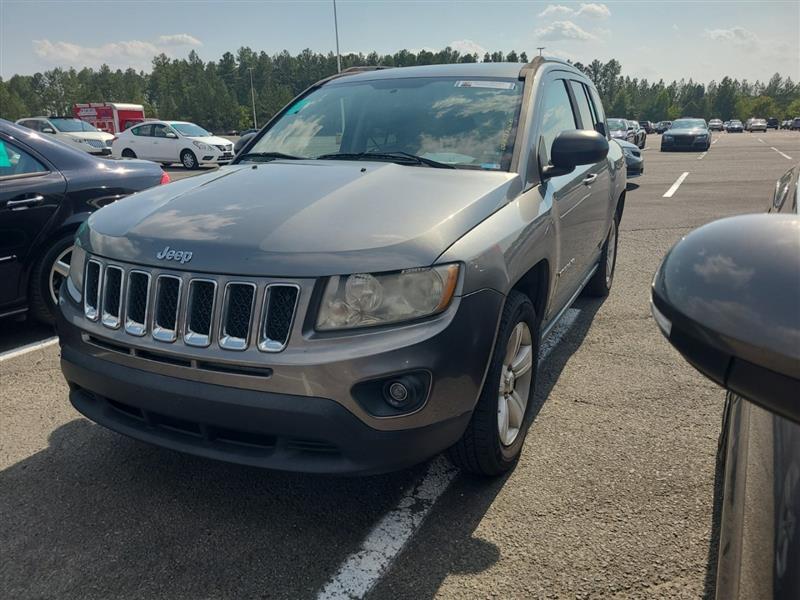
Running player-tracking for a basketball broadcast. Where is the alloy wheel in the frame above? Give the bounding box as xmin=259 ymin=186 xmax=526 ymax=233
xmin=49 ymin=245 xmax=72 ymax=305
xmin=606 ymin=219 xmax=617 ymax=287
xmin=498 ymin=322 xmax=534 ymax=446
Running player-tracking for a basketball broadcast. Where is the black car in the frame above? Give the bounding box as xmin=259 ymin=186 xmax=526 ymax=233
xmin=638 ymin=120 xmax=654 ymax=134
xmin=767 ymin=117 xmax=779 ymax=130
xmin=652 ymin=165 xmax=799 ymax=599
xmin=0 ymin=119 xmax=168 ymax=324
xmin=655 ymin=120 xmax=672 ymax=134
xmin=661 ymin=118 xmax=711 ymax=151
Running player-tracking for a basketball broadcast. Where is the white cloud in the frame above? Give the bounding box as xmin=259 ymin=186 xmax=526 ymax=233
xmin=535 ymin=20 xmax=598 ymax=42
xmin=704 ymin=26 xmax=760 ymax=50
xmin=157 ymin=33 xmax=202 ymax=47
xmin=449 ymin=39 xmax=487 ymax=57
xmin=538 ymin=4 xmax=574 ymax=17
xmin=32 ymin=34 xmax=203 ymax=71
xmin=576 ymin=3 xmax=611 ymax=18
xmin=538 ymin=3 xmax=610 ymax=18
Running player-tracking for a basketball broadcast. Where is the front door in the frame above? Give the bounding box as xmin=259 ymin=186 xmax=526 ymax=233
xmin=0 ymin=136 xmax=66 ymax=310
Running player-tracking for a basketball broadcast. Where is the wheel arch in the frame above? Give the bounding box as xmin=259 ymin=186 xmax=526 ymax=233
xmin=510 ymin=259 xmax=549 ymax=323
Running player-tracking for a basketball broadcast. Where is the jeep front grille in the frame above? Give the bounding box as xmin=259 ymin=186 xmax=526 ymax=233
xmin=79 ymin=257 xmax=300 ymax=353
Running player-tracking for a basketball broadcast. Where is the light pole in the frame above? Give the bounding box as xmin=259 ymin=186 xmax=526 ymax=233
xmin=333 ymin=0 xmax=341 ymax=73
xmin=537 ymin=47 xmax=545 ymax=56
xmin=248 ymin=67 xmax=257 ymax=128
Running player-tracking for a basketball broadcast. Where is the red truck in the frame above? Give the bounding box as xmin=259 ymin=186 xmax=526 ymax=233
xmin=72 ymin=103 xmax=145 ymax=134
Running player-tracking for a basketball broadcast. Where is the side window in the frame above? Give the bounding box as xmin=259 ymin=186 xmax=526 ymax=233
xmin=19 ymin=120 xmax=37 ymax=130
xmin=569 ymin=80 xmax=595 ymax=131
xmin=151 ymin=124 xmax=168 ymax=138
xmin=0 ymin=139 xmax=47 ymax=178
xmin=131 ymin=124 xmax=152 ymax=137
xmin=538 ymin=79 xmax=577 ymax=166
xmin=586 ymin=86 xmax=607 ymax=136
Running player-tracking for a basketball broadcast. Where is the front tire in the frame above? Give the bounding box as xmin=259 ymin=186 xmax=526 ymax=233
xmin=448 ymin=291 xmax=539 ymax=476
xmin=121 ymin=148 xmax=136 ymax=159
xmin=181 ymin=149 xmax=199 ymax=170
xmin=29 ymin=233 xmax=75 ymax=325
xmin=584 ymin=213 xmax=619 ymax=297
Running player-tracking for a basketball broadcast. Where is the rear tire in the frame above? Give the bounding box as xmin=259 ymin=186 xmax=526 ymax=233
xmin=447 ymin=291 xmax=539 ymax=476
xmin=121 ymin=148 xmax=136 ymax=159
xmin=29 ymin=232 xmax=75 ymax=325
xmin=583 ymin=213 xmax=619 ymax=298
xmin=181 ymin=149 xmax=199 ymax=170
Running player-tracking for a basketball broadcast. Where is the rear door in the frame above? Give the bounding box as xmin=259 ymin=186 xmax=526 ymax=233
xmin=128 ymin=124 xmax=154 ymax=159
xmin=0 ymin=136 xmax=67 ymax=310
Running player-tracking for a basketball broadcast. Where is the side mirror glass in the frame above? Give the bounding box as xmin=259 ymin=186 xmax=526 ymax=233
xmin=651 ymin=214 xmax=800 ymax=423
xmin=165 ymin=131 xmax=178 ymax=139
xmin=542 ymin=129 xmax=609 ymax=178
xmin=234 ymin=132 xmax=256 ymax=154
xmin=42 ymin=127 xmax=56 ymax=134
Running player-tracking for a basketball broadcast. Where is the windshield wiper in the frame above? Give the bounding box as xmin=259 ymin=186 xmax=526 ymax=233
xmin=238 ymin=151 xmax=303 ymax=162
xmin=316 ymin=151 xmax=455 ymax=169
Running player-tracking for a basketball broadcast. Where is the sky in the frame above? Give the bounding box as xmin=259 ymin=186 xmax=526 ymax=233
xmin=1 ymin=0 xmax=798 ymax=84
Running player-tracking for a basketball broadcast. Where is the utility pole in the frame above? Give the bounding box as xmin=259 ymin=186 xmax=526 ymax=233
xmin=537 ymin=47 xmax=545 ymax=56
xmin=248 ymin=67 xmax=257 ymax=128
xmin=333 ymin=0 xmax=342 ymax=73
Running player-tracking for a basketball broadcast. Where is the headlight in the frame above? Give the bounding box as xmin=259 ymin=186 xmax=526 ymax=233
xmin=67 ymin=244 xmax=87 ymax=303
xmin=622 ymin=146 xmax=634 ymax=157
xmin=663 ymin=135 xmax=673 ymax=141
xmin=696 ymin=133 xmax=708 ymax=139
xmin=193 ymin=141 xmax=212 ymax=151
xmin=316 ymin=264 xmax=460 ymax=330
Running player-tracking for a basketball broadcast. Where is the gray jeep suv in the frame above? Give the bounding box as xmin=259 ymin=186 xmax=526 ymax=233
xmin=57 ymin=59 xmax=626 ymax=475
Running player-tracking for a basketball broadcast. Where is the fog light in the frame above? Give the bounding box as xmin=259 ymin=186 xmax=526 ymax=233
xmin=385 ymin=381 xmax=409 ymax=408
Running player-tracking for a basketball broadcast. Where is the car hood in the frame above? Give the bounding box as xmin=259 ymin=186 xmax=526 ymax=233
xmin=614 ymin=139 xmax=639 ymax=151
xmin=83 ymin=161 xmax=518 ymax=277
xmin=665 ymin=128 xmax=708 ymax=135
xmin=63 ymin=131 xmax=114 ymax=142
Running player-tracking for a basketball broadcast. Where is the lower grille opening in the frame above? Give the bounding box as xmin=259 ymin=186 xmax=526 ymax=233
xmin=195 ymin=361 xmax=273 ymax=378
xmin=212 ymin=427 xmax=276 ymax=449
xmin=152 ymin=413 xmax=203 ymax=437
xmin=85 ymin=334 xmax=131 ymax=355
xmin=286 ymin=438 xmax=339 ymax=454
xmin=135 ymin=348 xmax=192 ymax=367
xmin=107 ymin=397 xmax=145 ymax=420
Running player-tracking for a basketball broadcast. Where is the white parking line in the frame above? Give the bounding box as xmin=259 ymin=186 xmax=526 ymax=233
xmin=758 ymin=138 xmax=765 ymax=144
xmin=317 ymin=308 xmax=581 ymax=599
xmin=771 ymin=147 xmax=793 ymax=160
xmin=697 ymin=152 xmax=707 ymax=160
xmin=712 ymin=138 xmax=719 ymax=145
xmin=663 ymin=172 xmax=689 ymax=198
xmin=0 ymin=337 xmax=58 ymax=363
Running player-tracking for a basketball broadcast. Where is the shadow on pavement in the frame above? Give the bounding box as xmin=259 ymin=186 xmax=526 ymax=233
xmin=0 ymin=316 xmax=55 ymax=354
xmin=0 ymin=418 xmax=427 ymax=599
xmin=367 ymin=297 xmax=605 ymax=599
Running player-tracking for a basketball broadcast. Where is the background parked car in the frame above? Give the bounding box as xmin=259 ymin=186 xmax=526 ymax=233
xmin=727 ymin=119 xmax=744 ymax=132
xmin=661 ymin=118 xmax=711 ymax=151
xmin=708 ymin=118 xmax=724 ymax=131
xmin=608 ymin=118 xmax=635 ymax=143
xmin=627 ymin=119 xmax=647 ymax=148
xmin=748 ymin=118 xmax=768 ymax=132
xmin=791 ymin=117 xmax=800 ymax=131
xmin=15 ymin=116 xmax=114 ymax=155
xmin=615 ymin=138 xmax=643 ymax=178
xmin=111 ymin=120 xmax=235 ymax=169
xmin=655 ymin=120 xmax=672 ymax=134
xmin=766 ymin=117 xmax=779 ymax=129
xmin=638 ymin=120 xmax=654 ymax=134
xmin=0 ymin=119 xmax=168 ymax=324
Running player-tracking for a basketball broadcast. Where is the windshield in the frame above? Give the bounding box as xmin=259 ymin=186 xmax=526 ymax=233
xmin=170 ymin=122 xmax=211 ymax=137
xmin=607 ymin=118 xmax=626 ymax=131
xmin=245 ymin=76 xmax=524 ymax=170
xmin=50 ymin=118 xmax=99 ymax=133
xmin=671 ymin=119 xmax=706 ymax=129
xmin=731 ymin=120 xmax=742 ymax=125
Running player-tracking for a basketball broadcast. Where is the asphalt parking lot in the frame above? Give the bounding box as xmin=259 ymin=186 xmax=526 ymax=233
xmin=1 ymin=131 xmax=798 ymax=599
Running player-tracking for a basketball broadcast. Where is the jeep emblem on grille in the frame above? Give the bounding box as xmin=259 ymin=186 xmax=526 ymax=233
xmin=156 ymin=246 xmax=193 ymax=264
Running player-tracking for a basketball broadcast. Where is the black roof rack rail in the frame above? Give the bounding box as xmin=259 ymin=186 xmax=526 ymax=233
xmin=341 ymin=66 xmax=393 ymax=74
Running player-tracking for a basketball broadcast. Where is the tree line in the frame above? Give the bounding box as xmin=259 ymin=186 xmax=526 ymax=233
xmin=2 ymin=47 xmax=798 ymax=132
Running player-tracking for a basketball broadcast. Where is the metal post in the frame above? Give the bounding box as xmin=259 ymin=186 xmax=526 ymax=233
xmin=537 ymin=47 xmax=545 ymax=56
xmin=248 ymin=67 xmax=257 ymax=128
xmin=333 ymin=0 xmax=342 ymax=73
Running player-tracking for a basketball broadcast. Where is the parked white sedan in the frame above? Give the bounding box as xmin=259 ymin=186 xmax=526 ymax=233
xmin=15 ymin=117 xmax=114 ymax=155
xmin=111 ymin=120 xmax=234 ymax=169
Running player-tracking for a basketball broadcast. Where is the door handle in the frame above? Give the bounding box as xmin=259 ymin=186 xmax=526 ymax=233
xmin=582 ymin=173 xmax=598 ymax=185
xmin=6 ymin=195 xmax=44 ymax=210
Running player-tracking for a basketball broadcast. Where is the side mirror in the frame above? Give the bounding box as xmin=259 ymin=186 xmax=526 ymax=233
xmin=651 ymin=214 xmax=800 ymax=423
xmin=165 ymin=131 xmax=178 ymax=139
xmin=542 ymin=130 xmax=609 ymax=178
xmin=42 ymin=127 xmax=56 ymax=134
xmin=234 ymin=131 xmax=256 ymax=154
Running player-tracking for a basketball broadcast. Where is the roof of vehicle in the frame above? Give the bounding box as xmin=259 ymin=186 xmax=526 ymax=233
xmin=324 ymin=58 xmax=580 ymax=85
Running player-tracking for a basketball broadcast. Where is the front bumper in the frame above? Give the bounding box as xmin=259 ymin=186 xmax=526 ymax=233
xmin=661 ymin=136 xmax=709 ymax=150
xmin=624 ymin=153 xmax=644 ymax=177
xmin=57 ymin=287 xmax=503 ymax=474
xmin=199 ymin=152 xmax=234 ymax=165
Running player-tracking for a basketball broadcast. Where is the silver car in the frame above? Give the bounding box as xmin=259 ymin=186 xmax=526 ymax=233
xmin=57 ymin=60 xmax=626 ymax=475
